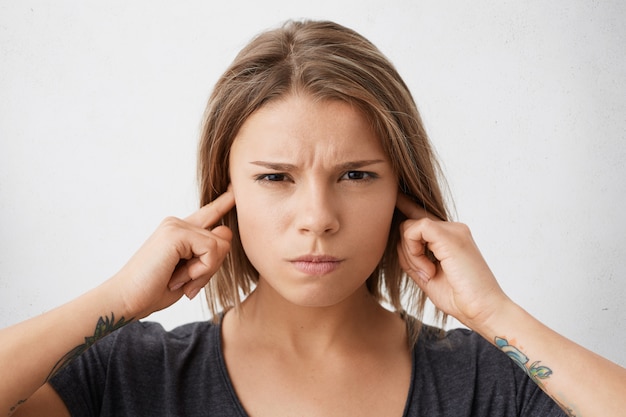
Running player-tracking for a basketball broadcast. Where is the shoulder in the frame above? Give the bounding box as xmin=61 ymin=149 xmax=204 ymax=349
xmin=50 ymin=319 xmax=222 ymax=377
xmin=413 ymin=324 xmax=520 ymax=381
xmin=48 ymin=318 xmax=234 ymax=416
xmin=406 ymin=323 xmax=565 ymax=416
xmin=115 ymin=319 xmax=219 ymax=342
xmin=108 ymin=319 xmax=221 ymax=359
xmin=416 ymin=324 xmax=499 ymax=357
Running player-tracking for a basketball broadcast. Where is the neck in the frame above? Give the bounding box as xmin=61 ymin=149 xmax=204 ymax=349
xmin=226 ymin=280 xmax=398 ymax=356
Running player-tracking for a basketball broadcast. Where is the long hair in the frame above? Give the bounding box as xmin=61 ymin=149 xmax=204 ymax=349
xmin=198 ymin=20 xmax=450 ymax=336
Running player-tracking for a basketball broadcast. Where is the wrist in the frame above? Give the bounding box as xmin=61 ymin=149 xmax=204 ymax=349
xmin=465 ymin=296 xmax=524 ymax=342
xmin=92 ymin=277 xmax=142 ymax=322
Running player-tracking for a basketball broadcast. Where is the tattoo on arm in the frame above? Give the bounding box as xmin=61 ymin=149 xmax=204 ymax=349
xmin=7 ymin=399 xmax=27 ymax=416
xmin=45 ymin=312 xmax=133 ymax=382
xmin=495 ymin=336 xmax=578 ymax=417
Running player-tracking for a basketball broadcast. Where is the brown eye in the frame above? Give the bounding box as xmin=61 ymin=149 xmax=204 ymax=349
xmin=256 ymin=173 xmax=288 ymax=182
xmin=341 ymin=171 xmax=378 ymax=181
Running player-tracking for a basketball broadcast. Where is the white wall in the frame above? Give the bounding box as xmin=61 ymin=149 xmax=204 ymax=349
xmin=1 ymin=1 xmax=625 ymax=366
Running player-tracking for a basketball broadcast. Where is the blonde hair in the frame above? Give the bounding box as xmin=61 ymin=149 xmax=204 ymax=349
xmin=198 ymin=20 xmax=450 ymax=332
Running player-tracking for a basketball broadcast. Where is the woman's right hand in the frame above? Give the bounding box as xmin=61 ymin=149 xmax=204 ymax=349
xmin=109 ymin=187 xmax=235 ymax=319
xmin=2 ymin=188 xmax=236 ymax=416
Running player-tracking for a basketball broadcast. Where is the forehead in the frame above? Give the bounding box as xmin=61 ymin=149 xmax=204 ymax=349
xmin=230 ymin=94 xmax=387 ymax=162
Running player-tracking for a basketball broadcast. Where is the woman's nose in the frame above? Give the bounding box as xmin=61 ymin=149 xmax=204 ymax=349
xmin=295 ymin=185 xmax=340 ymax=235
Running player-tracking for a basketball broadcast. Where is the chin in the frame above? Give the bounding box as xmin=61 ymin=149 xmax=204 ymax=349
xmin=278 ymin=284 xmax=366 ymax=309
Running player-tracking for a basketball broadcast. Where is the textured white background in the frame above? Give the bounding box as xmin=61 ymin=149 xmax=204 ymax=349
xmin=1 ymin=1 xmax=625 ymax=366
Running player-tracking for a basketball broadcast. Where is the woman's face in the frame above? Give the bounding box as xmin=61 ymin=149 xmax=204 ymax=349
xmin=229 ymin=93 xmax=398 ymax=307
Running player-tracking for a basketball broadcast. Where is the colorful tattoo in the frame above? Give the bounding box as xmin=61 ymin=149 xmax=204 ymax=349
xmin=45 ymin=312 xmax=133 ymax=382
xmin=495 ymin=336 xmax=552 ymax=384
xmin=495 ymin=336 xmax=577 ymax=416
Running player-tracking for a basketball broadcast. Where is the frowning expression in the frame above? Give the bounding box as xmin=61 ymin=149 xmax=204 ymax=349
xmin=229 ymin=93 xmax=398 ymax=307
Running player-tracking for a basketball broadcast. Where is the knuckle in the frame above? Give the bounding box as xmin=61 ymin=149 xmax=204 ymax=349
xmin=205 ymin=237 xmax=219 ymax=253
xmin=450 ymin=223 xmax=472 ymax=241
xmin=400 ymin=219 xmax=417 ymax=234
xmin=452 ymin=222 xmax=474 ymax=248
xmin=190 ymin=257 xmax=212 ymax=280
xmin=160 ymin=216 xmax=183 ymax=230
xmin=454 ymin=222 xmax=471 ymax=236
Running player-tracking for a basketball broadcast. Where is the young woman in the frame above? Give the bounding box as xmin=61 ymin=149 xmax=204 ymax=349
xmin=2 ymin=20 xmax=625 ymax=417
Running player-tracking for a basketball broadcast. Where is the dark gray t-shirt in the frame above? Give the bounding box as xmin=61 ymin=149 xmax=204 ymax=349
xmin=49 ymin=320 xmax=566 ymax=416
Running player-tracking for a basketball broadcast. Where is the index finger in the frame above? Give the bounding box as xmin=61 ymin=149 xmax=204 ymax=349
xmin=185 ymin=186 xmax=235 ymax=229
xmin=396 ymin=192 xmax=432 ymax=220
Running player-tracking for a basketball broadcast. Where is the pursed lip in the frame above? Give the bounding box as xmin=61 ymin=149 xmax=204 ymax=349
xmin=291 ymin=254 xmax=341 ymax=262
xmin=289 ymin=254 xmax=343 ymax=275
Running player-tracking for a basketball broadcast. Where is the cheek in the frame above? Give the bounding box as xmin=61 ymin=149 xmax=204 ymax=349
xmin=233 ymin=190 xmax=285 ymax=259
xmin=355 ymin=194 xmax=397 ymax=257
xmin=334 ymin=197 xmax=396 ymax=284
xmin=234 ymin=204 xmax=263 ymax=270
xmin=234 ymin=191 xmax=261 ymax=235
xmin=352 ymin=190 xmax=396 ymax=232
xmin=364 ymin=207 xmax=395 ymax=250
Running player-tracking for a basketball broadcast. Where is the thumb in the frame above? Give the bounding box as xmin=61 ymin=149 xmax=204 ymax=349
xmin=211 ymin=225 xmax=233 ymax=241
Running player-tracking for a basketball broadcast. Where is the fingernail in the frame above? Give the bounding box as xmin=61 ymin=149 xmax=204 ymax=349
xmin=187 ymin=288 xmax=201 ymax=300
xmin=170 ymin=281 xmax=185 ymax=291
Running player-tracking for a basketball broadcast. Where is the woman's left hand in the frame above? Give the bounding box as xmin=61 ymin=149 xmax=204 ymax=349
xmin=396 ymin=193 xmax=510 ymax=330
xmin=397 ymin=194 xmax=626 ymax=416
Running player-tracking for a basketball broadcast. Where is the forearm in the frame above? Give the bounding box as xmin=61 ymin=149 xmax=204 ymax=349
xmin=472 ymin=300 xmax=626 ymax=416
xmin=0 ymin=281 xmax=134 ymax=414
xmin=396 ymin=205 xmax=626 ymax=414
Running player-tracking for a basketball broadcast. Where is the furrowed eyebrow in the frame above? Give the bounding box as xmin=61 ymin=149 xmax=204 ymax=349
xmin=249 ymin=161 xmax=297 ymax=171
xmin=249 ymin=159 xmax=385 ymax=171
xmin=337 ymin=159 xmax=385 ymax=170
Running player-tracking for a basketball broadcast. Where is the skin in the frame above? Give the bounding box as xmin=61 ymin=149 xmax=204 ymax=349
xmin=3 ymin=93 xmax=626 ymax=416
xmin=228 ymin=94 xmax=398 ymax=309
xmin=396 ymin=196 xmax=626 ymax=416
xmin=222 ymin=93 xmax=411 ymax=416
xmin=5 ymin=191 xmax=236 ymax=417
